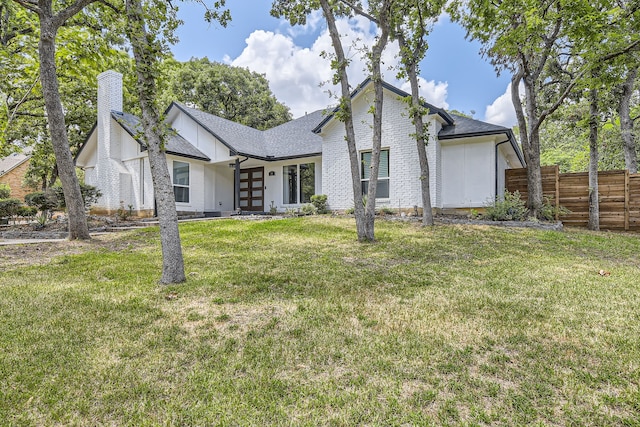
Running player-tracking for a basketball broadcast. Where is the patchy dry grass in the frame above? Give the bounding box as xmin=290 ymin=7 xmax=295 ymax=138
xmin=1 ymin=217 xmax=639 ymax=426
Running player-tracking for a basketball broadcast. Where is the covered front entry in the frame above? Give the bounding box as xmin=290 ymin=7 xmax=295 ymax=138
xmin=239 ymin=167 xmax=264 ymax=211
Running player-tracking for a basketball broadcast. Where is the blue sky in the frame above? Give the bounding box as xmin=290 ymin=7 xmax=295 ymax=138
xmin=173 ymin=0 xmax=516 ymax=126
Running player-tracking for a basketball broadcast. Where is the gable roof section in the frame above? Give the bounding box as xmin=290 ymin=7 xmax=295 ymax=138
xmin=439 ymin=114 xmax=525 ymax=166
xmin=112 ymin=111 xmax=211 ymax=161
xmin=312 ymin=78 xmax=455 ymax=133
xmin=0 ymin=153 xmax=30 ymax=177
xmin=263 ymin=110 xmax=324 ymax=159
xmin=169 ymin=102 xmax=323 ymax=161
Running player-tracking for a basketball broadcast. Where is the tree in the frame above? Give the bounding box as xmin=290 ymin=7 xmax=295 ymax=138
xmin=1 ymin=1 xmax=135 ymax=189
xmin=124 ymin=0 xmax=186 ymax=284
xmin=9 ymin=0 xmax=110 ymax=240
xmin=341 ymin=0 xmax=395 ymax=240
xmin=451 ymin=0 xmax=640 ymax=219
xmin=617 ymin=63 xmax=639 ymax=173
xmin=391 ymin=0 xmax=445 ymax=226
xmin=274 ymin=0 xmax=396 ymax=241
xmin=273 ymin=0 xmax=370 ymax=240
xmin=158 ymin=57 xmax=291 ymax=130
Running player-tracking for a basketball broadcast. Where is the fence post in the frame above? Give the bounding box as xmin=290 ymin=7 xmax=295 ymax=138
xmin=625 ymin=169 xmax=630 ymax=231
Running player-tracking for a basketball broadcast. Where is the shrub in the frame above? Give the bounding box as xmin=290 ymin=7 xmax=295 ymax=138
xmin=483 ymin=190 xmax=528 ymax=221
xmin=0 ymin=183 xmax=10 ymax=199
xmin=310 ymin=194 xmax=328 ymax=214
xmin=17 ymin=206 xmax=38 ymax=218
xmin=539 ymin=196 xmax=571 ymax=221
xmin=25 ymin=191 xmax=59 ymax=212
xmin=301 ymin=203 xmax=317 ymax=215
xmin=0 ymin=198 xmax=22 ymax=219
xmin=377 ymin=206 xmax=395 ymax=216
xmin=49 ymin=183 xmax=102 ymax=210
xmin=116 ymin=201 xmax=133 ymax=221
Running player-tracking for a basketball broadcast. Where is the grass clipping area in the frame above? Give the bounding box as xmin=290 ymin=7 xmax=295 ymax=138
xmin=1 ymin=217 xmax=639 ymax=426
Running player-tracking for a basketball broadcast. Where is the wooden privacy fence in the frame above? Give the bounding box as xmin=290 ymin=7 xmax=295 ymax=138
xmin=506 ymin=166 xmax=640 ymax=231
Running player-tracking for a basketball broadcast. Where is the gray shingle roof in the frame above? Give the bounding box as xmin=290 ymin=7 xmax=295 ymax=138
xmin=0 ymin=153 xmax=30 ymax=177
xmin=171 ymin=102 xmax=323 ymax=161
xmin=112 ymin=111 xmax=210 ymax=161
xmin=438 ymin=114 xmax=512 ymax=138
xmin=263 ymin=110 xmax=324 ymax=159
xmin=439 ymin=113 xmax=525 ymax=166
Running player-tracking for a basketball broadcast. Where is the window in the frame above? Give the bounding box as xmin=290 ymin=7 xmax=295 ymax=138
xmin=361 ymin=149 xmax=389 ymax=199
xmin=283 ymin=162 xmax=316 ymax=204
xmin=173 ymin=161 xmax=190 ymax=203
xmin=300 ymin=163 xmax=315 ymax=203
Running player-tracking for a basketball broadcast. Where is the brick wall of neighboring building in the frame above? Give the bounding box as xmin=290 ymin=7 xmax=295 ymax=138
xmin=0 ymin=159 xmax=36 ymax=202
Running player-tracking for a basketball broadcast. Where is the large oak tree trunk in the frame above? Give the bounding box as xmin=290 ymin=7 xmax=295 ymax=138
xmin=618 ymin=66 xmax=638 ymax=174
xmin=38 ymin=17 xmax=89 ymax=240
xmin=126 ymin=0 xmax=185 ymax=284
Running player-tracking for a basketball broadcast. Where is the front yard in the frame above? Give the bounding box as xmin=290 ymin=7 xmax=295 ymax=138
xmin=1 ymin=217 xmax=639 ymax=425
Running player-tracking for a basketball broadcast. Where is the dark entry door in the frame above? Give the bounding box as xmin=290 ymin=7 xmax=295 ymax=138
xmin=239 ymin=167 xmax=264 ymax=211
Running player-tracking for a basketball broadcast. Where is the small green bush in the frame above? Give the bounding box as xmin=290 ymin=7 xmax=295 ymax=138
xmin=17 ymin=206 xmax=38 ymax=218
xmin=301 ymin=203 xmax=317 ymax=215
xmin=0 ymin=198 xmax=23 ymax=219
xmin=539 ymin=197 xmax=571 ymax=221
xmin=50 ymin=183 xmax=102 ymax=210
xmin=0 ymin=183 xmax=10 ymax=199
xmin=25 ymin=191 xmax=59 ymax=212
xmin=484 ymin=190 xmax=528 ymax=221
xmin=310 ymin=194 xmax=328 ymax=214
xmin=377 ymin=206 xmax=395 ymax=216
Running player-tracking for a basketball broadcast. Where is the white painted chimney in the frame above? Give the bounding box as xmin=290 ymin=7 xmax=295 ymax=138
xmin=96 ymin=70 xmax=124 ymax=212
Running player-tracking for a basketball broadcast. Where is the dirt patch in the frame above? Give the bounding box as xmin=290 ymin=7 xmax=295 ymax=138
xmin=0 ymin=232 xmax=151 ymax=270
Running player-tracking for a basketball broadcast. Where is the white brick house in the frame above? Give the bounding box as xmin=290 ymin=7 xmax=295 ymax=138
xmin=76 ymin=71 xmax=524 ymax=216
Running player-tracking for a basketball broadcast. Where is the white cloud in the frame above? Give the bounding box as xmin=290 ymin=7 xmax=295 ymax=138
xmin=484 ymin=82 xmax=522 ymax=127
xmin=229 ymin=17 xmax=449 ymax=118
xmin=399 ymin=78 xmax=449 ymax=109
xmin=284 ymin=10 xmax=324 ymax=38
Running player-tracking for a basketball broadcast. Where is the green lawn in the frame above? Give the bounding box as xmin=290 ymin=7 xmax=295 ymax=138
xmin=1 ymin=217 xmax=639 ymax=426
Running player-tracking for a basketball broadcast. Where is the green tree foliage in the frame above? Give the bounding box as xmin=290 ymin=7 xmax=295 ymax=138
xmin=450 ymin=0 xmax=640 ymax=220
xmin=1 ymin=0 xmax=135 ymax=187
xmin=158 ymin=57 xmax=291 ymax=130
xmin=540 ymin=101 xmax=638 ymax=173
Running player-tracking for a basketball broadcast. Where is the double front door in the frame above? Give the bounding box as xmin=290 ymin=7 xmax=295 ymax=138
xmin=239 ymin=167 xmax=264 ymax=211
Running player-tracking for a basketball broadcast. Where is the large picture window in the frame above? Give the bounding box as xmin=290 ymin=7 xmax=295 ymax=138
xmin=361 ymin=149 xmax=389 ymax=199
xmin=283 ymin=162 xmax=316 ymax=204
xmin=173 ymin=161 xmax=190 ymax=203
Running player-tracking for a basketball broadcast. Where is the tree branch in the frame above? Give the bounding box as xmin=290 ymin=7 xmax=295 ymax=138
xmin=52 ymin=0 xmax=98 ymax=29
xmin=7 ymin=74 xmax=40 ymax=127
xmin=10 ymin=0 xmax=40 ymax=14
xmin=338 ymin=0 xmax=378 ymax=24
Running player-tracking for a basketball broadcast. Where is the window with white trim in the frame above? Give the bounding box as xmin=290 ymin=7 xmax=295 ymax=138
xmin=173 ymin=161 xmax=190 ymax=203
xmin=361 ymin=149 xmax=389 ymax=199
xmin=283 ymin=162 xmax=315 ymax=204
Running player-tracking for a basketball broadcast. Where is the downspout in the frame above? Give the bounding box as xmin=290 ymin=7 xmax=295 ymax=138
xmin=234 ymin=156 xmax=249 ymax=212
xmin=495 ymin=139 xmax=510 ymax=199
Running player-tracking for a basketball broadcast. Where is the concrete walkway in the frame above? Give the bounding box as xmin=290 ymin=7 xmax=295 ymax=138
xmin=0 ymin=238 xmax=67 ymax=246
